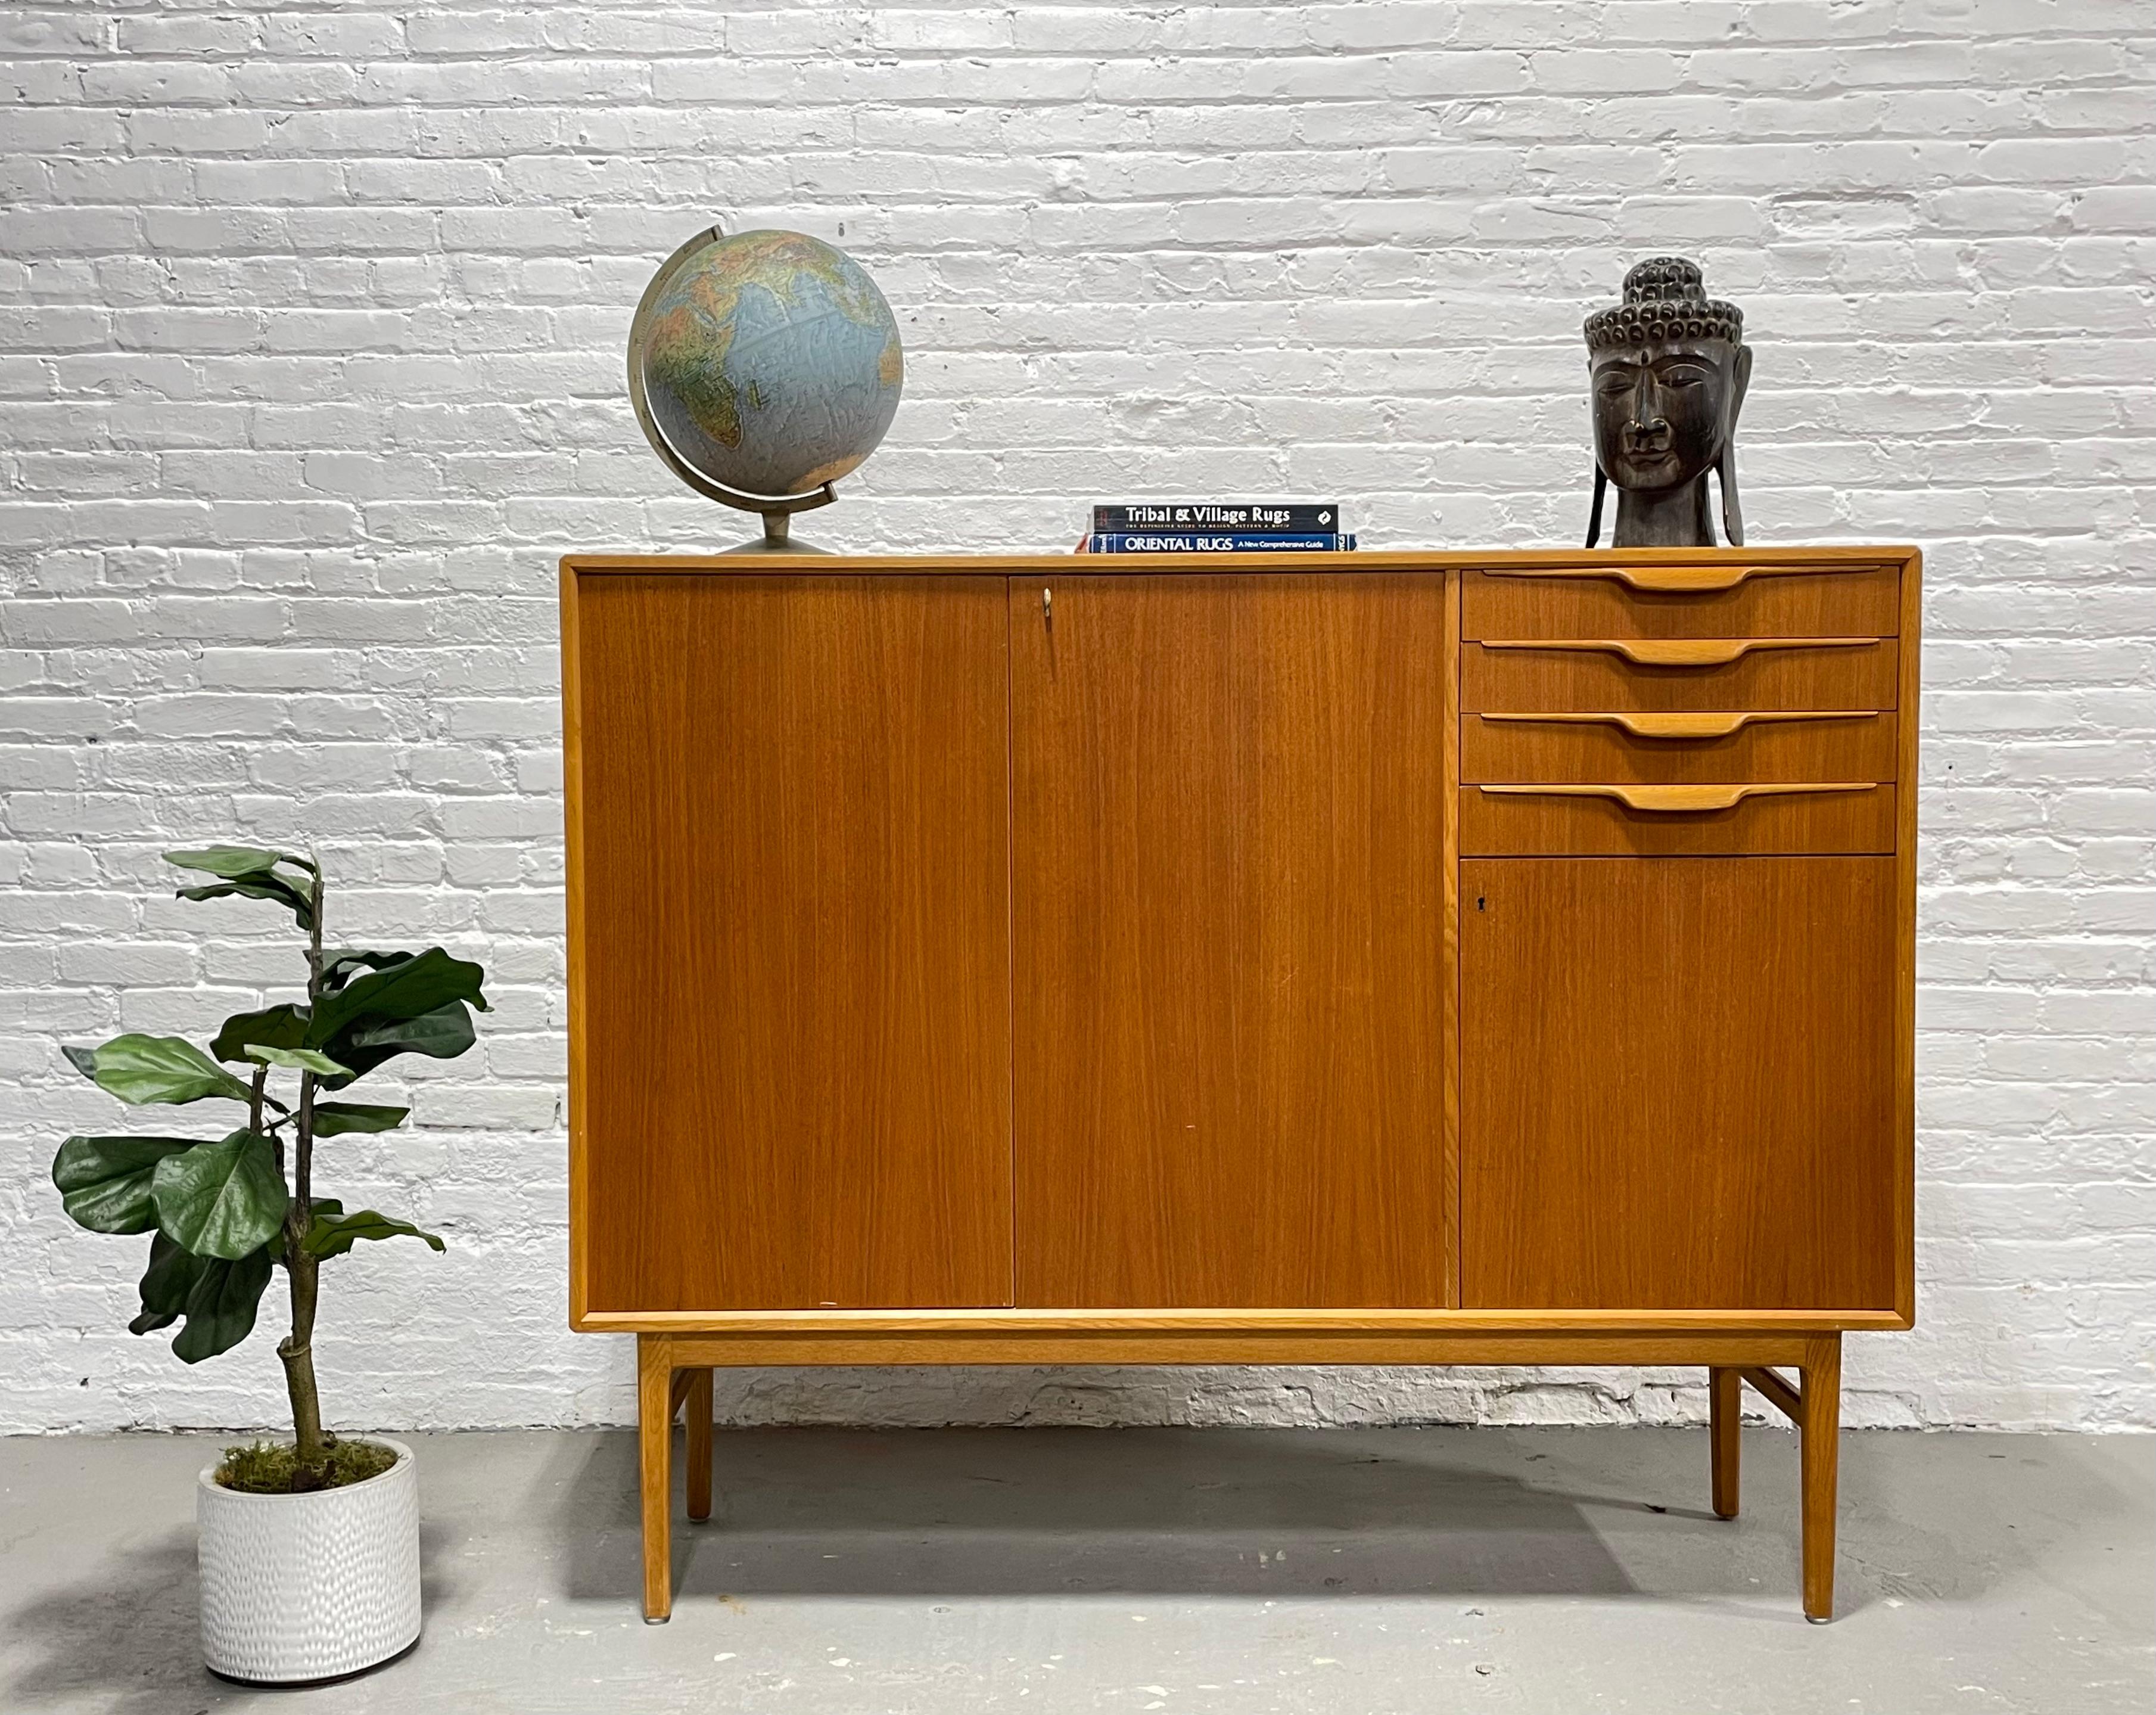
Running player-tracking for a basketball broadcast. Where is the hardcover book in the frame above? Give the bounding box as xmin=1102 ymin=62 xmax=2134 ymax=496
xmin=1084 ymin=532 xmax=1355 ymax=554
xmin=1092 ymin=502 xmax=1339 ymax=534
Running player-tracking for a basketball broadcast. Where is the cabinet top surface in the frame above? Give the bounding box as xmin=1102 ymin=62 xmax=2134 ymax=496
xmin=562 ymin=545 xmax=1921 ymax=577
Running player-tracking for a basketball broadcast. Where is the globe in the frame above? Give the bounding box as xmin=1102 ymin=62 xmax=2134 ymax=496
xmin=628 ymin=226 xmax=904 ymax=518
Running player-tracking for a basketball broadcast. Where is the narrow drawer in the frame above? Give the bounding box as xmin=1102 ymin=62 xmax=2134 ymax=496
xmin=1463 ymin=636 xmax=1897 ymax=713
xmin=1463 ymin=563 xmax=1899 ymax=640
xmin=1461 ymin=709 xmax=1897 ymax=785
xmin=1459 ymin=782 xmax=1896 ymax=856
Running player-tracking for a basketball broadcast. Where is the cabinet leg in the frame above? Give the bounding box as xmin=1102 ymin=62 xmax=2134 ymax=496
xmin=686 ymin=1368 xmax=714 ymax=1522
xmin=1709 ymin=1366 xmax=1741 ymax=1520
xmin=1800 ymin=1334 xmax=1842 ymax=1623
xmin=637 ymin=1334 xmax=674 ymax=1623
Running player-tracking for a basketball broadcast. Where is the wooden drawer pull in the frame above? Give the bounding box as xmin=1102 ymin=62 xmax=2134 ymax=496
xmin=1480 ymin=710 xmax=1879 ymax=741
xmin=1482 ymin=636 xmax=1875 ymax=669
xmin=1479 ymin=782 xmax=1877 ymax=814
xmin=1476 ymin=564 xmax=1883 ymax=594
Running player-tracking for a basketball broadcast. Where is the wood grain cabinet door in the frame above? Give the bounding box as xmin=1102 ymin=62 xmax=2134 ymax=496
xmin=1460 ymin=856 xmax=1899 ymax=1311
xmin=570 ymin=574 xmax=1014 ymax=1313
xmin=1009 ymin=574 xmax=1449 ymax=1307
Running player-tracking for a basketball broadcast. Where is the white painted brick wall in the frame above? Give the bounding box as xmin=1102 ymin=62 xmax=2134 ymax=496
xmin=2 ymin=2 xmax=2151 ymax=1437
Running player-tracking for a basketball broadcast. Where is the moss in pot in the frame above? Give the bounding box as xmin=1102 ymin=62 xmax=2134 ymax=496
xmin=51 ymin=846 xmax=488 ymax=1683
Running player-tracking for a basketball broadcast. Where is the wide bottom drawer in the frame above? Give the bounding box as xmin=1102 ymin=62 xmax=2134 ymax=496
xmin=1460 ymin=782 xmax=1896 ymax=856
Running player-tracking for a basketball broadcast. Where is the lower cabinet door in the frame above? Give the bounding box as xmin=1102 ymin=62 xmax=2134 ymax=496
xmin=1010 ymin=574 xmax=1451 ymax=1307
xmin=1461 ymin=856 xmax=1900 ymax=1310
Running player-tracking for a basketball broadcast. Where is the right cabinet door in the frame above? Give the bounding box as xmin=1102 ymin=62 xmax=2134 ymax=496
xmin=1009 ymin=573 xmax=1450 ymax=1308
xmin=1461 ymin=855 xmax=1899 ymax=1310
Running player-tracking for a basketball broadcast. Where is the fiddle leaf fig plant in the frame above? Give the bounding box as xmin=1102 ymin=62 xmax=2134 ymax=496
xmin=51 ymin=847 xmax=487 ymax=1489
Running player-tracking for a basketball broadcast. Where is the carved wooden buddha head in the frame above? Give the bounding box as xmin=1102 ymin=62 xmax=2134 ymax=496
xmin=1584 ymin=256 xmax=1752 ymax=549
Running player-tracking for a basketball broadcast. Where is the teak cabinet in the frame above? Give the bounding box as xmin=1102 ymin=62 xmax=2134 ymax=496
xmin=561 ymin=546 xmax=1921 ymax=1624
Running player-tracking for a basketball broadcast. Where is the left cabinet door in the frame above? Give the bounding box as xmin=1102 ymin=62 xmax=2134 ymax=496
xmin=567 ymin=573 xmax=1014 ymax=1313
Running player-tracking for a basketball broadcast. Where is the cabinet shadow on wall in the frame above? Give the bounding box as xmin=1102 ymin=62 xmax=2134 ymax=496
xmin=552 ymin=1424 xmax=1694 ymax=1600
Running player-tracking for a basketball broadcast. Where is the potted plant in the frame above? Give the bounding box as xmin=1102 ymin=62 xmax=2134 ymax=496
xmin=49 ymin=845 xmax=488 ymax=1684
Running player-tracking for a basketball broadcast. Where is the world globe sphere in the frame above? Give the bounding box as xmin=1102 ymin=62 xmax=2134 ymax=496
xmin=628 ymin=227 xmax=904 ymax=509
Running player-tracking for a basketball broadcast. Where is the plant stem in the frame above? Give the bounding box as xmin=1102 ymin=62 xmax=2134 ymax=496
xmin=278 ymin=854 xmax=329 ymax=1486
xmin=278 ymin=1069 xmax=324 ymax=1481
xmin=278 ymin=1245 xmax=325 ymax=1484
xmin=251 ymin=1064 xmax=281 ymax=1178
xmin=301 ymin=849 xmax=324 ymax=995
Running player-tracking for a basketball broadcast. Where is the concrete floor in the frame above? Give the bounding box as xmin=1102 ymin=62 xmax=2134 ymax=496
xmin=0 ymin=1425 xmax=2146 ymax=1714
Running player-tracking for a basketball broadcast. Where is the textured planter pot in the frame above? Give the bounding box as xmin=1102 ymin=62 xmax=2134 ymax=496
xmin=196 ymin=1438 xmax=421 ymax=1685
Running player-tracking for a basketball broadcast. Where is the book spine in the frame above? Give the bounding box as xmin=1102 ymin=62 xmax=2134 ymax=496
xmin=1093 ymin=504 xmax=1340 ymax=534
xmin=1088 ymin=533 xmax=1354 ymax=554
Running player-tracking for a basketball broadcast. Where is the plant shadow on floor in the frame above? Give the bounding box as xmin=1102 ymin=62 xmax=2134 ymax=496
xmin=0 ymin=1520 xmax=456 ymax=1715
xmin=553 ymin=1425 xmax=1679 ymax=1604
xmin=2 ymin=1528 xmax=206 ymax=1715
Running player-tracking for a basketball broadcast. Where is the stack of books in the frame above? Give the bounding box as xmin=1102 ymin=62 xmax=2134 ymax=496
xmin=1077 ymin=502 xmax=1354 ymax=553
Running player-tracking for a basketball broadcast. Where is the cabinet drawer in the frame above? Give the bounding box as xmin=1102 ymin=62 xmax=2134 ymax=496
xmin=1459 ymin=782 xmax=1896 ymax=855
xmin=1464 ymin=563 xmax=1899 ymax=640
xmin=1463 ymin=636 xmax=1897 ymax=712
xmin=1462 ymin=709 xmax=1897 ymax=785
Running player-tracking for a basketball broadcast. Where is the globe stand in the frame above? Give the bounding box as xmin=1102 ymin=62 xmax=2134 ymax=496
xmin=713 ymin=484 xmax=839 ymax=555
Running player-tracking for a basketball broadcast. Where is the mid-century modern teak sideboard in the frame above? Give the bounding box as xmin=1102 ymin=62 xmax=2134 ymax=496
xmin=561 ymin=546 xmax=1920 ymax=1624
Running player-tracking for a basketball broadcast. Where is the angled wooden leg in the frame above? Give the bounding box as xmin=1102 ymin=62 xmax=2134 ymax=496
xmin=1709 ymin=1366 xmax=1741 ymax=1520
xmin=1800 ymin=1333 xmax=1842 ymax=1623
xmin=637 ymin=1334 xmax=674 ymax=1623
xmin=686 ymin=1368 xmax=714 ymax=1522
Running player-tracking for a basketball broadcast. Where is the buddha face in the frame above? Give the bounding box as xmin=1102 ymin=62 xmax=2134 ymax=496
xmin=1590 ymin=338 xmax=1747 ymax=493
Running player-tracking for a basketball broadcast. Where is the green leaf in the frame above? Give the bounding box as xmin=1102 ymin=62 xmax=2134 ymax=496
xmin=291 ymin=948 xmax=490 ymax=1089
xmin=129 ymin=1231 xmax=195 ymax=1334
xmin=320 ymin=950 xmax=415 ymax=993
xmin=162 ymin=846 xmax=300 ymax=881
xmin=307 ymin=946 xmax=490 ymax=1048
xmin=175 ymin=877 xmax=315 ymax=930
xmin=163 ymin=848 xmax=316 ymax=928
xmin=210 ymin=1002 xmax=309 ymax=1067
xmin=172 ymin=1252 xmax=272 ymax=1363
xmin=150 ymin=1129 xmax=288 ymax=1260
xmin=320 ymin=1001 xmax=477 ymax=1089
xmin=244 ymin=1045 xmax=352 ymax=1077
xmin=301 ymin=1207 xmax=445 ymax=1260
xmin=310 ymin=1102 xmax=410 ymax=1136
xmin=65 ymin=1034 xmax=254 ymax=1107
xmin=130 ymin=1232 xmax=274 ymax=1363
xmin=51 ymin=1135 xmax=203 ymax=1234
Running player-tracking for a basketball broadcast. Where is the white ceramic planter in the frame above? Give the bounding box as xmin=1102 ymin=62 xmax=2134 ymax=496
xmin=196 ymin=1438 xmax=421 ymax=1685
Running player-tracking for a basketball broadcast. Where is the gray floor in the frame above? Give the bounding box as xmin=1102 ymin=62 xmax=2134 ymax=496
xmin=1 ymin=1425 xmax=2147 ymax=1714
